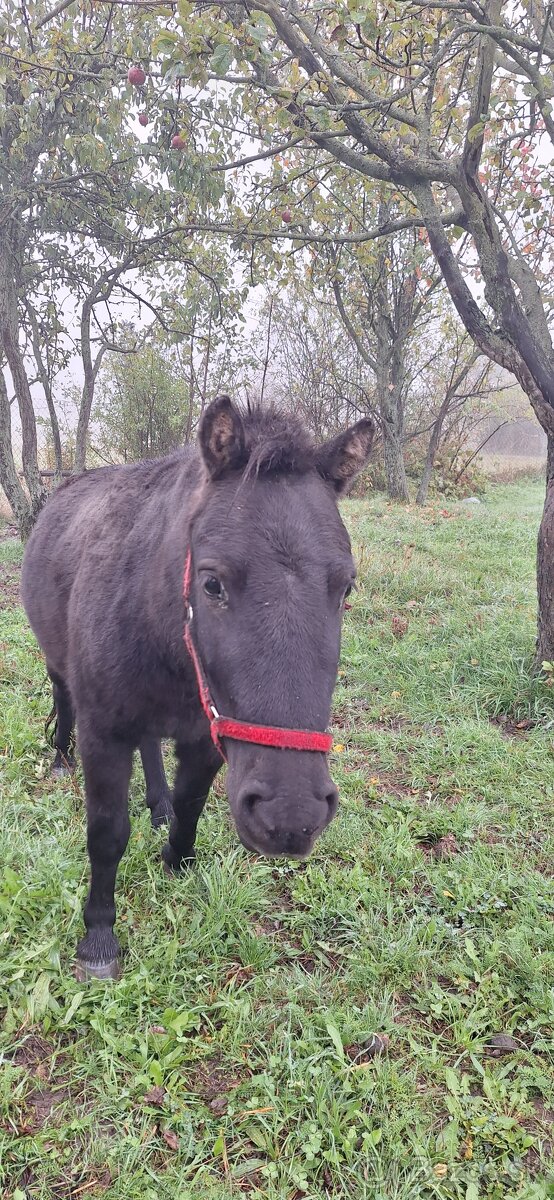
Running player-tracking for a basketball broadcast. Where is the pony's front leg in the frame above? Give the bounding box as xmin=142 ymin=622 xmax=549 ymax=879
xmin=76 ymin=731 xmax=133 ymax=981
xmin=139 ymin=736 xmax=173 ymax=827
xmin=162 ymin=736 xmax=221 ymax=870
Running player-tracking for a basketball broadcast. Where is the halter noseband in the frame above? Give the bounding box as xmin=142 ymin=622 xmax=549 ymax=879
xmin=182 ymin=549 xmax=333 ymax=760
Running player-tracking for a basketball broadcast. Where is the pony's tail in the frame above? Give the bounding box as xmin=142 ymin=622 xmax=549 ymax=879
xmin=45 ymin=702 xmax=58 ymax=747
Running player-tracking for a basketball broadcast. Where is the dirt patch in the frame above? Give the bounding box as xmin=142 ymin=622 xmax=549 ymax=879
xmin=417 ymin=832 xmax=460 ymax=859
xmin=41 ymin=1167 xmax=112 ymax=1199
xmin=521 ymin=1097 xmax=554 ymax=1174
xmin=22 ymin=1083 xmax=72 ymax=1133
xmin=0 ymin=560 xmax=21 ymax=607
xmin=186 ymin=1055 xmax=248 ymax=1102
xmin=333 ymin=705 xmax=413 ymax=735
xmin=361 ymin=767 xmax=411 ymax=800
xmin=11 ymin=1031 xmax=82 ymax=1135
xmin=13 ymin=1032 xmax=57 ymax=1074
xmin=490 ymin=714 xmax=536 ymax=737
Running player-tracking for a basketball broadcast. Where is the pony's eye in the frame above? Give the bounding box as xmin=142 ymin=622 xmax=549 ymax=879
xmin=203 ymin=576 xmax=224 ymax=599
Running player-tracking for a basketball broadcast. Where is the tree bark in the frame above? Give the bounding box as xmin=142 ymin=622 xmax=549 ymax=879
xmin=25 ymin=300 xmax=64 ymax=478
xmin=374 ymin=272 xmax=410 ymax=503
xmin=0 ymin=369 xmax=34 ymax=539
xmin=536 ymin=436 xmax=554 ymax=664
xmin=416 ymin=415 xmax=444 ymax=506
xmin=383 ymin=426 xmax=410 ymax=502
xmin=0 ymin=229 xmax=46 ymax=524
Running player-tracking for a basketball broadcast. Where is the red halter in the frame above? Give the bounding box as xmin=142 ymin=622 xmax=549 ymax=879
xmin=182 ymin=550 xmax=333 ymax=760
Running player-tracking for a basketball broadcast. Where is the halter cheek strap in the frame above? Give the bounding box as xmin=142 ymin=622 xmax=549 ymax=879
xmin=182 ymin=549 xmax=333 ymax=760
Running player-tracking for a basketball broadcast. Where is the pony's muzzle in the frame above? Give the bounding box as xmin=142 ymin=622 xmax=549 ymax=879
xmin=235 ymin=774 xmax=339 ymax=858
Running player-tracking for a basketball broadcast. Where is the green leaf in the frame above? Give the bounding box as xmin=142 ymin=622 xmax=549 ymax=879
xmin=325 ymin=1021 xmax=345 ymax=1059
xmin=444 ymin=1067 xmax=461 ymax=1095
xmin=63 ymin=990 xmax=84 ymax=1025
xmin=210 ymin=43 xmax=234 ymax=77
xmin=149 ymin=1059 xmax=163 ymax=1086
xmin=232 ymin=1158 xmax=266 ymax=1179
xmin=152 ymin=30 xmax=180 ymax=53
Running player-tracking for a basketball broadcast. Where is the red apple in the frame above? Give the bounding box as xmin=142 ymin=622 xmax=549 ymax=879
xmin=171 ymin=134 xmax=186 ymax=150
xmin=128 ymin=66 xmax=146 ymax=87
xmin=138 ymin=113 xmax=149 ymax=127
xmin=281 ymin=207 xmax=292 ymax=223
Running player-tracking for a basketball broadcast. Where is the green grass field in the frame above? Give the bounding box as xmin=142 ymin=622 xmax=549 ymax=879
xmin=1 ymin=482 xmax=553 ymax=1200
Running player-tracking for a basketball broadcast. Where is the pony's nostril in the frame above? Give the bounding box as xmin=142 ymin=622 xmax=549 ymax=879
xmin=242 ymin=791 xmax=263 ymax=814
xmin=238 ymin=781 xmax=272 ymax=815
xmin=325 ymin=786 xmax=339 ymax=813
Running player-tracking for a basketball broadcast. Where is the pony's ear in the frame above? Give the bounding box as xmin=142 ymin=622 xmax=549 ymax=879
xmin=316 ymin=418 xmax=375 ymax=495
xmin=199 ymin=395 xmax=246 ymax=479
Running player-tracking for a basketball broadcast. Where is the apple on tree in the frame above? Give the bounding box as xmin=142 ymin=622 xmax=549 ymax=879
xmin=128 ymin=66 xmax=146 ymax=87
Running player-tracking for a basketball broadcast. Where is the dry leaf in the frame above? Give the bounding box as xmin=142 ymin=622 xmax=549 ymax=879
xmin=161 ymin=1128 xmax=179 ymax=1151
xmin=144 ymin=1085 xmax=166 ymax=1107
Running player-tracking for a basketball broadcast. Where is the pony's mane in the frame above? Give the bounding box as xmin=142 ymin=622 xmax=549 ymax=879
xmin=239 ymin=405 xmax=316 ymax=479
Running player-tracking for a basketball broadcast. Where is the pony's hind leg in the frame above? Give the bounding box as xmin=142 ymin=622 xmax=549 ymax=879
xmin=139 ymin=737 xmax=173 ymax=827
xmin=47 ymin=668 xmax=76 ymax=776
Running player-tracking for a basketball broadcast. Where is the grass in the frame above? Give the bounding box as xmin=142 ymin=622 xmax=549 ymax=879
xmin=0 ymin=481 xmax=553 ymax=1200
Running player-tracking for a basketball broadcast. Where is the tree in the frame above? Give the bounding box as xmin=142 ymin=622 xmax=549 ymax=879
xmin=0 ymin=0 xmax=233 ymax=535
xmin=250 ymin=287 xmax=376 ymax=435
xmin=95 ymin=344 xmax=193 ymax=463
xmin=155 ymin=0 xmax=553 ymax=654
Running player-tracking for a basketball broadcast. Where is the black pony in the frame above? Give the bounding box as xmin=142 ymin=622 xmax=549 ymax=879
xmin=22 ymin=397 xmax=373 ymax=978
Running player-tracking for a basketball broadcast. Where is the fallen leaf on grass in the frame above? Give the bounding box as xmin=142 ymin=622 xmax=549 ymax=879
xmin=161 ymin=1128 xmax=179 ymax=1151
xmin=144 ymin=1085 xmax=166 ymax=1107
xmin=391 ymin=615 xmax=409 ymax=639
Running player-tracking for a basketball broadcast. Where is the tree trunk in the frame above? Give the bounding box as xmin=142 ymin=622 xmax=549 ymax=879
xmin=75 ymin=362 xmax=95 ymax=474
xmin=0 ymin=231 xmax=46 ymax=523
xmin=374 ymin=255 xmax=410 ymax=503
xmin=26 ymin=301 xmax=64 ymax=478
xmin=416 ymin=436 xmax=439 ymax=506
xmin=376 ymin=368 xmax=409 ymax=502
xmin=0 ymin=370 xmax=34 ymax=539
xmin=416 ymin=406 xmax=448 ymax=505
xmin=382 ymin=426 xmax=409 ymax=502
xmin=536 ymin=435 xmax=554 ymax=664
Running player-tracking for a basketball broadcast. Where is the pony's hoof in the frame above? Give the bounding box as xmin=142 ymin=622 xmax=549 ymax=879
xmin=162 ymin=843 xmax=195 ymax=874
xmin=75 ymin=957 xmax=120 ymax=982
xmin=52 ymin=757 xmax=75 ymax=778
xmin=150 ymin=797 xmax=173 ymax=828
